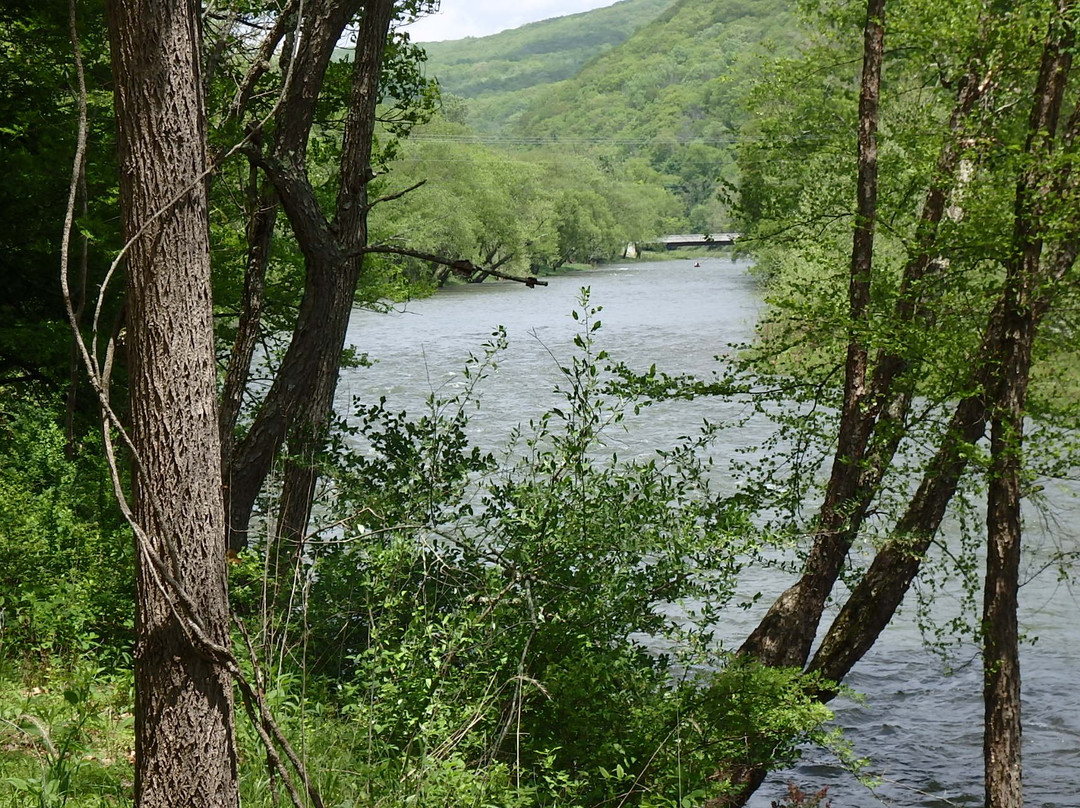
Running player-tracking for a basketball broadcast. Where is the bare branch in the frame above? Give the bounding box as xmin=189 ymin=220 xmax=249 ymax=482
xmin=228 ymin=0 xmax=302 ymax=122
xmin=362 ymin=244 xmax=549 ymax=287
xmin=365 ymin=178 xmax=426 ymax=210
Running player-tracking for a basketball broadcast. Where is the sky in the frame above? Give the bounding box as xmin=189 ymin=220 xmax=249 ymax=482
xmin=403 ymin=1 xmax=620 ymax=42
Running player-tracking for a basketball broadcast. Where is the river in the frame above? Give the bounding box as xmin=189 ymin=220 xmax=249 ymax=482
xmin=337 ymin=257 xmax=1080 ymax=807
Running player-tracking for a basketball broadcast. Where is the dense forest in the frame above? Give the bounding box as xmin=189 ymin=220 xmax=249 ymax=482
xmin=418 ymin=0 xmax=676 ymax=128
xmin=374 ymin=0 xmax=798 ymax=253
xmin=2 ymin=0 xmax=1079 ymax=807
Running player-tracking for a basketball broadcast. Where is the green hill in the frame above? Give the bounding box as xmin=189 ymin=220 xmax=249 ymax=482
xmin=404 ymin=0 xmax=800 ymax=234
xmin=515 ymin=0 xmax=793 ymax=137
xmin=419 ymin=0 xmax=676 ymax=131
xmin=510 ymin=0 xmax=797 ymax=229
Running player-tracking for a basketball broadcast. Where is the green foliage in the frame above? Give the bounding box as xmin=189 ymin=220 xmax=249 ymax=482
xmin=0 ymin=4 xmax=890 ymax=805
xmin=501 ymin=0 xmax=798 ymax=228
xmin=0 ymin=662 xmax=134 ymax=808
xmin=736 ymin=0 xmax=1071 ymax=387
xmin=238 ymin=294 xmax=832 ymax=807
xmin=0 ymin=398 xmax=133 ymax=663
xmin=409 ymin=0 xmax=802 ymax=233
xmin=371 ymin=118 xmax=684 ymax=274
xmin=420 ymin=0 xmax=677 ymax=131
xmin=0 ymin=0 xmax=120 ymax=390
xmin=727 ymin=0 xmax=1080 ymax=650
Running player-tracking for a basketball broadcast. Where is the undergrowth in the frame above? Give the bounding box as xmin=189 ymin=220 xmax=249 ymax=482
xmin=1 ymin=292 xmax=836 ymax=807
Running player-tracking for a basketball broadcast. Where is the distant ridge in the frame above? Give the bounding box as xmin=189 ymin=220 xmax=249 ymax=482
xmin=407 ymin=0 xmax=799 ymax=231
xmin=505 ymin=0 xmax=797 ymax=230
xmin=512 ymin=0 xmax=796 ymax=142
xmin=419 ymin=0 xmax=676 ymax=131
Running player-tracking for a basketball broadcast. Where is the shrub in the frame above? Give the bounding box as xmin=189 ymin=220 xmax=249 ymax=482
xmin=241 ymin=293 xmax=833 ymax=806
xmin=0 ymin=397 xmax=133 ymax=665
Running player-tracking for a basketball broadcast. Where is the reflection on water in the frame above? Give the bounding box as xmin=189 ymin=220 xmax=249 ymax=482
xmin=339 ymin=258 xmax=1080 ymax=807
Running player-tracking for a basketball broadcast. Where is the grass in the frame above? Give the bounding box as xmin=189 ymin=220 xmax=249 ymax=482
xmin=0 ymin=662 xmax=134 ymax=807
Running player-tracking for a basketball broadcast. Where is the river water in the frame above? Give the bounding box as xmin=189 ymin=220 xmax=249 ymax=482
xmin=337 ymin=257 xmax=1080 ymax=807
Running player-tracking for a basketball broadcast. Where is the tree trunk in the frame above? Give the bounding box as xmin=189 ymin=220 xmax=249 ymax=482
xmin=739 ymin=0 xmax=886 ymax=669
xmin=105 ymin=0 xmax=239 ymax=805
xmin=740 ymin=20 xmax=995 ymax=680
xmin=728 ymin=5 xmax=1080 ymax=806
xmin=807 ymin=308 xmax=1002 ymax=687
xmin=226 ymin=0 xmax=395 ymax=549
xmin=222 ymin=0 xmax=362 ymax=551
xmin=219 ymin=168 xmax=277 ymax=466
xmin=984 ymin=8 xmax=1073 ymax=805
xmin=274 ymin=0 xmax=395 ymax=543
xmin=807 ymin=62 xmax=1080 ymax=700
xmin=983 ymin=345 xmax=1027 ymax=808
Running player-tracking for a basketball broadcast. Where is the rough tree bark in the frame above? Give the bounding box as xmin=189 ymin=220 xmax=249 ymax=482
xmin=104 ymin=0 xmax=239 ymax=804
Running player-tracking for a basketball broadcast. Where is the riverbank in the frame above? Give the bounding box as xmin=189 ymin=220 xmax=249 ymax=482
xmin=532 ymin=247 xmax=741 ymax=277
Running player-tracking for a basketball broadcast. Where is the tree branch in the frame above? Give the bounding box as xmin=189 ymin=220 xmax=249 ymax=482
xmin=364 ymin=178 xmax=426 ymax=211
xmin=362 ymin=244 xmax=548 ymax=287
xmin=241 ymin=145 xmax=340 ymax=264
xmin=228 ymin=0 xmax=301 ymax=122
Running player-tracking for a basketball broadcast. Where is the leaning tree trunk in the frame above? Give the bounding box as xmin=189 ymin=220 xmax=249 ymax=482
xmin=105 ymin=0 xmax=239 ymax=805
xmin=741 ymin=15 xmax=995 ymax=687
xmin=226 ymin=0 xmax=395 ymax=549
xmin=806 ymin=31 xmax=1080 ymax=692
xmin=738 ymin=0 xmax=887 ymax=671
xmin=712 ymin=5 xmax=885 ymax=805
xmin=274 ymin=0 xmax=395 ymax=543
xmin=727 ymin=4 xmax=1080 ymax=806
xmin=984 ymin=8 xmax=1074 ymax=805
xmin=983 ymin=295 xmax=1030 ymax=808
xmin=750 ymin=42 xmax=995 ymax=690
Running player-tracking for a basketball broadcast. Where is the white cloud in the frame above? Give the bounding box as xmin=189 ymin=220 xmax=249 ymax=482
xmin=403 ymin=0 xmax=619 ymax=42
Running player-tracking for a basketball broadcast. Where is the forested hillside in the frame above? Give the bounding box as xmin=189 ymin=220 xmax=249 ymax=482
xmin=410 ymin=0 xmax=798 ymax=234
xmin=515 ymin=0 xmax=793 ymax=139
xmin=376 ymin=0 xmax=711 ymax=253
xmin=371 ymin=117 xmax=684 ymax=276
xmin=419 ymin=0 xmax=675 ymax=131
xmin=511 ymin=0 xmax=797 ymax=231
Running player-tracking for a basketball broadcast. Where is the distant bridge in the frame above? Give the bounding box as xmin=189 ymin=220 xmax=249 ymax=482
xmin=630 ymin=233 xmax=740 ymax=255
